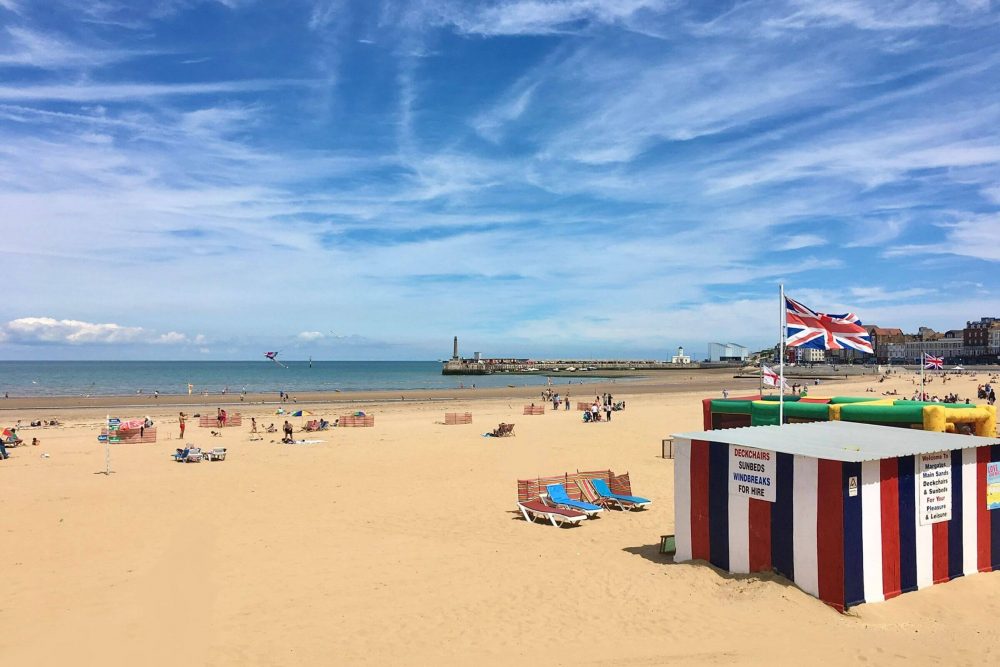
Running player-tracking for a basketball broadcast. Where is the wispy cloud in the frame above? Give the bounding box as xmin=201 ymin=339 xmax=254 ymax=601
xmin=0 ymin=79 xmax=313 ymax=102
xmin=0 ymin=0 xmax=998 ymax=359
xmin=0 ymin=26 xmax=150 ymax=69
xmin=778 ymin=234 xmax=827 ymax=250
xmin=885 ymin=216 xmax=1000 ymax=262
xmin=433 ymin=0 xmax=673 ymax=36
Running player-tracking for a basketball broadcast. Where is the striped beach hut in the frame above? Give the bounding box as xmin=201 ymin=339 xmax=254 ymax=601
xmin=671 ymin=420 xmax=1000 ymax=611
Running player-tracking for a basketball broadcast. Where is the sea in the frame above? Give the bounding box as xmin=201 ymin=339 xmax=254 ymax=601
xmin=0 ymin=361 xmax=607 ymax=398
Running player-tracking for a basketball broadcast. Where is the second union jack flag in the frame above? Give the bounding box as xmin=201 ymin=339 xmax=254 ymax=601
xmin=785 ymin=296 xmax=874 ymax=354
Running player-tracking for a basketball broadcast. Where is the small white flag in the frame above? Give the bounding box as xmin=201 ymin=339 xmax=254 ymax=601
xmin=762 ymin=365 xmax=788 ymax=388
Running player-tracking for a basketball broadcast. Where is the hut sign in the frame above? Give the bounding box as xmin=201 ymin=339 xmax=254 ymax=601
xmin=919 ymin=452 xmax=951 ymax=525
xmin=729 ymin=446 xmax=775 ymax=502
xmin=988 ymin=463 xmax=1000 ymax=510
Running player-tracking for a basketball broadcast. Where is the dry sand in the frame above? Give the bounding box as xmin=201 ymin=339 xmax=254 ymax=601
xmin=2 ymin=370 xmax=999 ymax=666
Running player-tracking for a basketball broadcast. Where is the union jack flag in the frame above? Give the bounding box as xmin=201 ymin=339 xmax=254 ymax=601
xmin=785 ymin=297 xmax=874 ymax=354
xmin=923 ymin=353 xmax=944 ymax=370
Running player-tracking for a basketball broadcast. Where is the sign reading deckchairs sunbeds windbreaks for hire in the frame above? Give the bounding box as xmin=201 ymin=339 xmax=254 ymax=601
xmin=729 ymin=446 xmax=775 ymax=502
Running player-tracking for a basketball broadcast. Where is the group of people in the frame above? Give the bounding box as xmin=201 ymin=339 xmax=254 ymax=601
xmin=0 ymin=427 xmax=41 ymax=460
xmin=977 ymin=384 xmax=997 ymax=405
xmin=303 ymin=418 xmax=332 ymax=431
xmin=542 ymin=389 xmax=572 ymax=411
xmin=583 ymin=393 xmax=622 ymax=423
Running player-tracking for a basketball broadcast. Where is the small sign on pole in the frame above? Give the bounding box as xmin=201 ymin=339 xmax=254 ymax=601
xmin=104 ymin=415 xmax=118 ymax=475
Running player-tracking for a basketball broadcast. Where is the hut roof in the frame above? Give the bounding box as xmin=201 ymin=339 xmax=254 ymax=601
xmin=672 ymin=420 xmax=1000 ymax=463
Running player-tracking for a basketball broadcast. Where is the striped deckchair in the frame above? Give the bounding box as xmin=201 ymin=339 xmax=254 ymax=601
xmin=545 ymin=484 xmax=603 ymax=517
xmin=517 ymin=499 xmax=587 ymax=527
xmin=589 ymin=477 xmax=651 ymax=511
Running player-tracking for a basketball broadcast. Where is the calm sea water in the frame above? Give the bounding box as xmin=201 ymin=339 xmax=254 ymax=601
xmin=0 ymin=361 xmax=603 ymax=397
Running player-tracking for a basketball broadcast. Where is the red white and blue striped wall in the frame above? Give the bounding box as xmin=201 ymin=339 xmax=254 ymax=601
xmin=673 ymin=439 xmax=1000 ymax=611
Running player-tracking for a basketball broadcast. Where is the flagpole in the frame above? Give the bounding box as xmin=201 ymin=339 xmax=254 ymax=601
xmin=921 ymin=347 xmax=925 ymax=401
xmin=779 ymin=284 xmax=785 ymax=426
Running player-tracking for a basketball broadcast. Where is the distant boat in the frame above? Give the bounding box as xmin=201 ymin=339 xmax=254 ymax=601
xmin=309 ymin=356 xmax=313 ymax=368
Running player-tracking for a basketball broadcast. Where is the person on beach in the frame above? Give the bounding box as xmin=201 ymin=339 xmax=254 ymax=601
xmin=604 ymin=402 xmax=612 ymax=422
xmin=31 ymin=437 xmax=39 ymax=446
xmin=564 ymin=396 xmax=570 ymax=410
xmin=251 ymin=417 xmax=257 ymax=434
xmin=283 ymin=420 xmax=293 ymax=443
xmin=179 ymin=412 xmax=186 ymax=438
xmin=0 ymin=438 xmax=8 ymax=459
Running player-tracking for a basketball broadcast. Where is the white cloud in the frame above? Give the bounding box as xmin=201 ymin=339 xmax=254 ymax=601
xmin=5 ymin=317 xmax=147 ymax=344
xmin=155 ymin=331 xmax=189 ymax=344
xmin=2 ymin=317 xmax=208 ymax=346
xmin=473 ymin=84 xmax=537 ymax=142
xmin=885 ymin=216 xmax=1000 ymax=262
xmin=848 ymin=286 xmax=936 ymax=303
xmin=297 ymin=331 xmax=325 ymax=341
xmin=772 ymin=0 xmax=994 ymax=31
xmin=436 ymin=0 xmax=672 ymax=36
xmin=0 ymin=26 xmax=152 ymax=70
xmin=778 ymin=234 xmax=827 ymax=250
xmin=0 ymin=79 xmax=312 ymax=102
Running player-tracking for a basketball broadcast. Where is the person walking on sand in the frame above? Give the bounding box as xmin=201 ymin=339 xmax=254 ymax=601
xmin=179 ymin=412 xmax=187 ymax=439
xmin=564 ymin=395 xmax=570 ymax=410
xmin=251 ymin=417 xmax=257 ymax=434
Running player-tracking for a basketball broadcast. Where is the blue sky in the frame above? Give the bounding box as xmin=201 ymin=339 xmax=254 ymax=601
xmin=2 ymin=0 xmax=999 ymax=360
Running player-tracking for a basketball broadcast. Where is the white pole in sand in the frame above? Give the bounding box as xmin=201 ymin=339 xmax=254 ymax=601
xmin=779 ymin=284 xmax=786 ymax=426
xmin=105 ymin=414 xmax=112 ymax=475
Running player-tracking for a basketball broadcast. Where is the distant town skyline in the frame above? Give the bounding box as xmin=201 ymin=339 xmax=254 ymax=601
xmin=2 ymin=1 xmax=999 ymax=360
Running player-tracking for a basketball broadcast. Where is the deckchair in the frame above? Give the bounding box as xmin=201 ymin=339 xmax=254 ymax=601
xmin=545 ymin=484 xmax=603 ymax=517
xmin=589 ymin=478 xmax=651 ymax=510
xmin=173 ymin=447 xmax=202 ymax=462
xmin=203 ymin=447 xmax=227 ymax=461
xmin=517 ymin=499 xmax=586 ymax=527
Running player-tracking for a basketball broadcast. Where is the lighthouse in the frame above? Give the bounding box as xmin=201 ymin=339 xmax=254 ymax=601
xmin=452 ymin=336 xmax=459 ymax=360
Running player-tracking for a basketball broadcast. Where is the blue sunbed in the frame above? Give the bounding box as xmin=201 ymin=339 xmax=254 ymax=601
xmin=590 ymin=478 xmax=651 ymax=510
xmin=545 ymin=484 xmax=603 ymax=517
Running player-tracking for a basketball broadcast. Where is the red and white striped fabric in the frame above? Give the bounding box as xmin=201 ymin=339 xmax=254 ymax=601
xmin=673 ymin=438 xmax=997 ymax=611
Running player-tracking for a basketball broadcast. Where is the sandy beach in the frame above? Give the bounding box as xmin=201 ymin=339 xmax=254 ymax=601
xmin=2 ymin=370 xmax=999 ymax=666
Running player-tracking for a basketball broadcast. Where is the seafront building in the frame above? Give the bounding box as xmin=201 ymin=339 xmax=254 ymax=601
xmin=707 ymin=342 xmax=748 ymax=362
xmin=446 ymin=312 xmax=1000 ymax=375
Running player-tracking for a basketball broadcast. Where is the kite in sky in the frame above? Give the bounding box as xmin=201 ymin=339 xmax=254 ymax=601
xmin=264 ymin=351 xmax=287 ymax=368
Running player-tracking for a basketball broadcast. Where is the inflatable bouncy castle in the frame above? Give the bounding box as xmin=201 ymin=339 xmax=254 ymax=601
xmin=702 ymin=395 xmax=996 ymax=437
